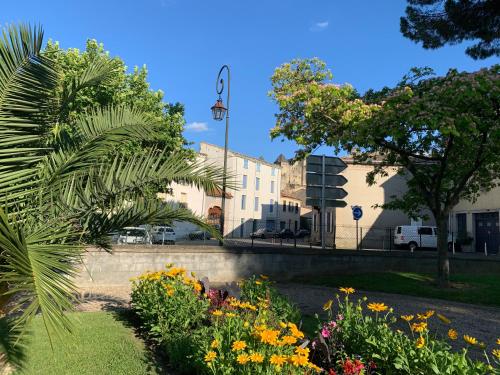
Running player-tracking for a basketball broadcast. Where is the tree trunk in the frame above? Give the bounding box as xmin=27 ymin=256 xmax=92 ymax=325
xmin=0 ymin=281 xmax=9 ymax=315
xmin=436 ymin=214 xmax=450 ymax=287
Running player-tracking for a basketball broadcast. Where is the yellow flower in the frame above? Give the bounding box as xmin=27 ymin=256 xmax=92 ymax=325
xmin=260 ymin=274 xmax=269 ymax=280
xmin=339 ymin=287 xmax=355 ymax=294
xmin=204 ymin=351 xmax=217 ymax=363
xmin=411 ymin=322 xmax=428 ymax=333
xmin=307 ymin=362 xmax=323 ymax=372
xmin=210 ymin=339 xmax=219 ymax=349
xmin=492 ymin=349 xmax=500 ymax=359
xmin=437 ymin=313 xmax=451 ymax=324
xmin=255 ymin=281 xmax=262 ymax=285
xmin=212 ymin=309 xmax=223 ymax=316
xmin=295 ymin=347 xmax=310 ymax=356
xmin=225 ymin=312 xmax=236 ymax=318
xmin=401 ymin=315 xmax=414 ymax=322
xmin=270 ymin=354 xmax=287 ymax=366
xmin=497 ymin=338 xmax=500 ymax=345
xmin=243 ymin=321 xmax=250 ymax=328
xmin=232 ymin=340 xmax=247 ymax=351
xmin=448 ymin=329 xmax=458 ymax=340
xmin=236 ymin=353 xmax=250 ymax=364
xmin=416 ymin=336 xmax=425 ymax=349
xmin=260 ymin=329 xmax=280 ymax=345
xmin=193 ymin=282 xmax=202 ymax=293
xmin=367 ymin=302 xmax=388 ymax=312
xmin=249 ymin=352 xmax=264 ymax=363
xmin=464 ymin=335 xmax=478 ymax=345
xmin=323 ymin=299 xmax=333 ymax=311
xmin=279 ymin=321 xmax=287 ymax=329
xmin=290 ymin=354 xmax=309 ymax=367
xmin=281 ymin=335 xmax=298 ymax=345
xmin=417 ymin=310 xmax=435 ymax=320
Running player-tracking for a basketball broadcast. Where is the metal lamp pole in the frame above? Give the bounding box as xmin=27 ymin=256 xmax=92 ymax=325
xmin=211 ymin=65 xmax=230 ymax=245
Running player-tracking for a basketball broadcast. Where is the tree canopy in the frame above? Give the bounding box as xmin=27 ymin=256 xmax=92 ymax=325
xmin=270 ymin=58 xmax=500 ymax=284
xmin=43 ymin=39 xmax=188 ymax=156
xmin=400 ymin=0 xmax=500 ymax=59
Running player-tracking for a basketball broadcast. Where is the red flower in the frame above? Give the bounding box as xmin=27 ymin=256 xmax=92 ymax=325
xmin=341 ymin=358 xmax=365 ymax=375
xmin=328 ymin=369 xmax=337 ymax=375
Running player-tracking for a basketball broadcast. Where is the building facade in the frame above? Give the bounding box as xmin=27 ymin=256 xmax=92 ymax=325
xmin=200 ymin=142 xmax=282 ymax=238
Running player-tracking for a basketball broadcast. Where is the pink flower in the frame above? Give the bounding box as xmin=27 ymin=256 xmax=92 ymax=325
xmin=328 ymin=321 xmax=337 ymax=329
xmin=337 ymin=314 xmax=344 ymax=321
xmin=321 ymin=327 xmax=330 ymax=338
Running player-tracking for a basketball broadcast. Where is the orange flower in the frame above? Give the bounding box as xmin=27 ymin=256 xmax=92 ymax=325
xmin=367 ymin=302 xmax=388 ymax=312
xmin=280 ymin=335 xmax=298 ymax=345
xmin=260 ymin=329 xmax=280 ymax=345
xmin=339 ymin=287 xmax=355 ymax=294
xmin=448 ymin=329 xmax=458 ymax=340
xmin=249 ymin=352 xmax=264 ymax=363
xmin=411 ymin=322 xmax=428 ymax=333
xmin=211 ymin=309 xmax=223 ymax=316
xmin=416 ymin=336 xmax=425 ymax=349
xmin=236 ymin=354 xmax=250 ymax=364
xmin=463 ymin=335 xmax=477 ymax=345
xmin=290 ymin=354 xmax=309 ymax=367
xmin=204 ymin=351 xmax=216 ymax=363
xmin=323 ymin=299 xmax=333 ymax=311
xmin=401 ymin=315 xmax=414 ymax=322
xmin=232 ymin=340 xmax=247 ymax=351
xmin=270 ymin=354 xmax=287 ymax=366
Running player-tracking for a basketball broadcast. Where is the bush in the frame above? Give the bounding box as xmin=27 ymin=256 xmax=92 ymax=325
xmin=239 ymin=275 xmax=301 ymax=324
xmin=310 ymin=288 xmax=499 ymax=374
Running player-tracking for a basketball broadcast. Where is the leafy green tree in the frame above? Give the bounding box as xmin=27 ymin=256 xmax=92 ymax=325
xmin=400 ymin=0 xmax=500 ymax=59
xmin=0 ymin=24 xmax=223 ymax=366
xmin=270 ymin=58 xmax=500 ymax=286
xmin=43 ymin=39 xmax=188 ymax=156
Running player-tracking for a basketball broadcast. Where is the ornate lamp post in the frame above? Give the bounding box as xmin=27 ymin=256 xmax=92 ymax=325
xmin=211 ymin=65 xmax=230 ymax=245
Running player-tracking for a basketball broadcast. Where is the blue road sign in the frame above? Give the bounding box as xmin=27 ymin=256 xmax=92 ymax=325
xmin=352 ymin=206 xmax=363 ymax=221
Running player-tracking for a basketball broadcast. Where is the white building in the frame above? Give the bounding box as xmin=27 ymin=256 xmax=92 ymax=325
xmin=199 ymin=142 xmax=282 ymax=237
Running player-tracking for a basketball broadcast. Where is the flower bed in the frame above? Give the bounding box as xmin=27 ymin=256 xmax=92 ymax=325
xmin=130 ymin=265 xmax=500 ymax=374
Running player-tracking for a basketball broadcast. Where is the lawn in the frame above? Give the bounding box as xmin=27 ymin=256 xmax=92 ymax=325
xmin=294 ymin=272 xmax=500 ymax=307
xmin=15 ymin=311 xmax=161 ymax=375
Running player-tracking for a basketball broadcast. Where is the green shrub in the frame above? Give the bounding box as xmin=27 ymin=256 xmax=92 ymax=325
xmin=239 ymin=275 xmax=301 ymax=324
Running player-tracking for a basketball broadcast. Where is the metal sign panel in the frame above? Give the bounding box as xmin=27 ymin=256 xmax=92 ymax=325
xmin=306 ymin=174 xmax=348 ymax=187
xmin=306 ymin=155 xmax=347 ymax=168
xmin=306 ymin=186 xmax=347 ymax=200
xmin=306 ymin=198 xmax=348 ymax=208
xmin=306 ymin=164 xmax=347 ymax=175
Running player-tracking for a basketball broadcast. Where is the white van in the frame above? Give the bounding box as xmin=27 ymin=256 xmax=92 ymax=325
xmin=152 ymin=226 xmax=176 ymax=244
xmin=394 ymin=225 xmax=457 ymax=251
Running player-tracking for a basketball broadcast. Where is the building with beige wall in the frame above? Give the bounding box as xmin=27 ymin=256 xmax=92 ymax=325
xmin=200 ymin=142 xmax=281 ymax=238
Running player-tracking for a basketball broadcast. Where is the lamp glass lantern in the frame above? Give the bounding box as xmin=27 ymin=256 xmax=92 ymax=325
xmin=211 ymin=98 xmax=227 ymax=121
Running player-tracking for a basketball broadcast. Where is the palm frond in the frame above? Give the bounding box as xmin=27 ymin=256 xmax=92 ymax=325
xmin=0 ymin=208 xmax=82 ymax=342
xmin=0 ymin=24 xmax=58 ymax=203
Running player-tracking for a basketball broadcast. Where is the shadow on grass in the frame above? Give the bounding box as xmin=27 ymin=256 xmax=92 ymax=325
xmin=103 ymin=306 xmax=175 ymax=375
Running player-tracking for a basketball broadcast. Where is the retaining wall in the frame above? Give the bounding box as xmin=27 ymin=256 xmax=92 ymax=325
xmin=75 ymin=246 xmax=500 ymax=287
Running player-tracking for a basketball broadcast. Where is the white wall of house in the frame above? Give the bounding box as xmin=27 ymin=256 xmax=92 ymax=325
xmin=200 ymin=142 xmax=281 ymax=237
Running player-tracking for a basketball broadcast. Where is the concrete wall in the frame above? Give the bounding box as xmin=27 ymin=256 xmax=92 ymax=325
xmin=75 ymin=246 xmax=500 ymax=287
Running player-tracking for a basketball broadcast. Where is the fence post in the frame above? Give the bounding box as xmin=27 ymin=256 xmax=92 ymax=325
xmin=280 ymin=238 xmax=283 ymax=247
xmin=452 ymin=231 xmax=455 ymax=255
xmin=484 ymin=242 xmax=488 ymax=256
xmin=419 ymin=233 xmax=422 ymax=248
xmin=251 ymin=237 xmax=254 ymax=248
xmin=360 ymin=227 xmax=363 ymax=250
xmin=294 ymin=237 xmax=297 ymax=248
xmin=389 ymin=228 xmax=392 ymax=251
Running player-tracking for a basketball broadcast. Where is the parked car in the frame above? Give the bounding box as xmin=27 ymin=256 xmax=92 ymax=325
xmin=294 ymin=229 xmax=311 ymax=238
xmin=393 ymin=225 xmax=460 ymax=252
xmin=117 ymin=227 xmax=152 ymax=245
xmin=152 ymin=226 xmax=176 ymax=244
xmin=189 ymin=230 xmax=212 ymax=240
xmin=277 ymin=228 xmax=295 ymax=239
xmin=250 ymin=228 xmax=276 ymax=239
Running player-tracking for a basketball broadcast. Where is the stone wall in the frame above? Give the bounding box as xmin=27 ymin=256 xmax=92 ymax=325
xmin=75 ymin=246 xmax=500 ymax=287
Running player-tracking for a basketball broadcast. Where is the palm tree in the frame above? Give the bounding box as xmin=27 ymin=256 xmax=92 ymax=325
xmin=0 ymin=24 xmax=224 ymax=365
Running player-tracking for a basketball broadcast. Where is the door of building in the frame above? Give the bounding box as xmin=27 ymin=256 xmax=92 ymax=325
xmin=475 ymin=212 xmax=499 ymax=254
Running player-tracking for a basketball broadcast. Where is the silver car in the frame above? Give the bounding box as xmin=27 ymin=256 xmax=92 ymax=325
xmin=117 ymin=227 xmax=152 ymax=245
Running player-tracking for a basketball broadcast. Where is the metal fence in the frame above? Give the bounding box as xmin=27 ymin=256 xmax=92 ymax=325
xmin=109 ymin=221 xmax=499 ymax=255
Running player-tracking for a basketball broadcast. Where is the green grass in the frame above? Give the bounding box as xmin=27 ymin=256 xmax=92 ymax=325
xmin=15 ymin=311 xmax=159 ymax=375
xmin=294 ymin=272 xmax=500 ymax=307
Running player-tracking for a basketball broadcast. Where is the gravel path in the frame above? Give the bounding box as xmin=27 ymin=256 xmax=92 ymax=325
xmin=76 ymin=283 xmax=500 ymax=356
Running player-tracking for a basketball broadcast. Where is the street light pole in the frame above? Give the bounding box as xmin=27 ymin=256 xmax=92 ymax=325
xmin=211 ymin=65 xmax=230 ymax=245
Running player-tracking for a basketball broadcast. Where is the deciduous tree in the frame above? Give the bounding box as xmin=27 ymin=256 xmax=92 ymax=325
xmin=270 ymin=58 xmax=500 ymax=286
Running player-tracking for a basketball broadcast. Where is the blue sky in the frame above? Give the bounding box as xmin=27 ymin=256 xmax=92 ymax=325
xmin=3 ymin=0 xmax=497 ymax=162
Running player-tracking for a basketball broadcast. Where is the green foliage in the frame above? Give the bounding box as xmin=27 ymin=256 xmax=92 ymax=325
xmin=0 ymin=23 xmax=225 ymax=366
xmin=43 ymin=39 xmax=188 ymax=156
xmin=314 ymin=293 xmax=496 ymax=374
xmin=270 ymin=58 xmax=500 ymax=283
xmin=239 ymin=275 xmax=301 ymax=324
xmin=400 ymin=0 xmax=499 ymax=59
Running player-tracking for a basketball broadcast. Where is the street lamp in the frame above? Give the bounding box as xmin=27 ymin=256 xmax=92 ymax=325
xmin=211 ymin=65 xmax=230 ymax=245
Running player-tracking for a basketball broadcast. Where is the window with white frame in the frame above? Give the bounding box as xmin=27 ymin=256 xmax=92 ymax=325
xmin=255 ymin=177 xmax=260 ymax=191
xmin=243 ymin=159 xmax=249 ymax=169
xmin=254 ymin=197 xmax=259 ymax=211
xmin=241 ymin=195 xmax=246 ymax=210
xmin=242 ymin=175 xmax=247 ymax=189
xmin=271 ymin=167 xmax=276 ymax=176
xmin=270 ymin=180 xmax=275 ymax=193
xmin=256 ymin=162 xmax=261 ymax=172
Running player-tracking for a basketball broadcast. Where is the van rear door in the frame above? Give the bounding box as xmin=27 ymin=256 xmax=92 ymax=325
xmin=418 ymin=227 xmax=436 ymax=248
